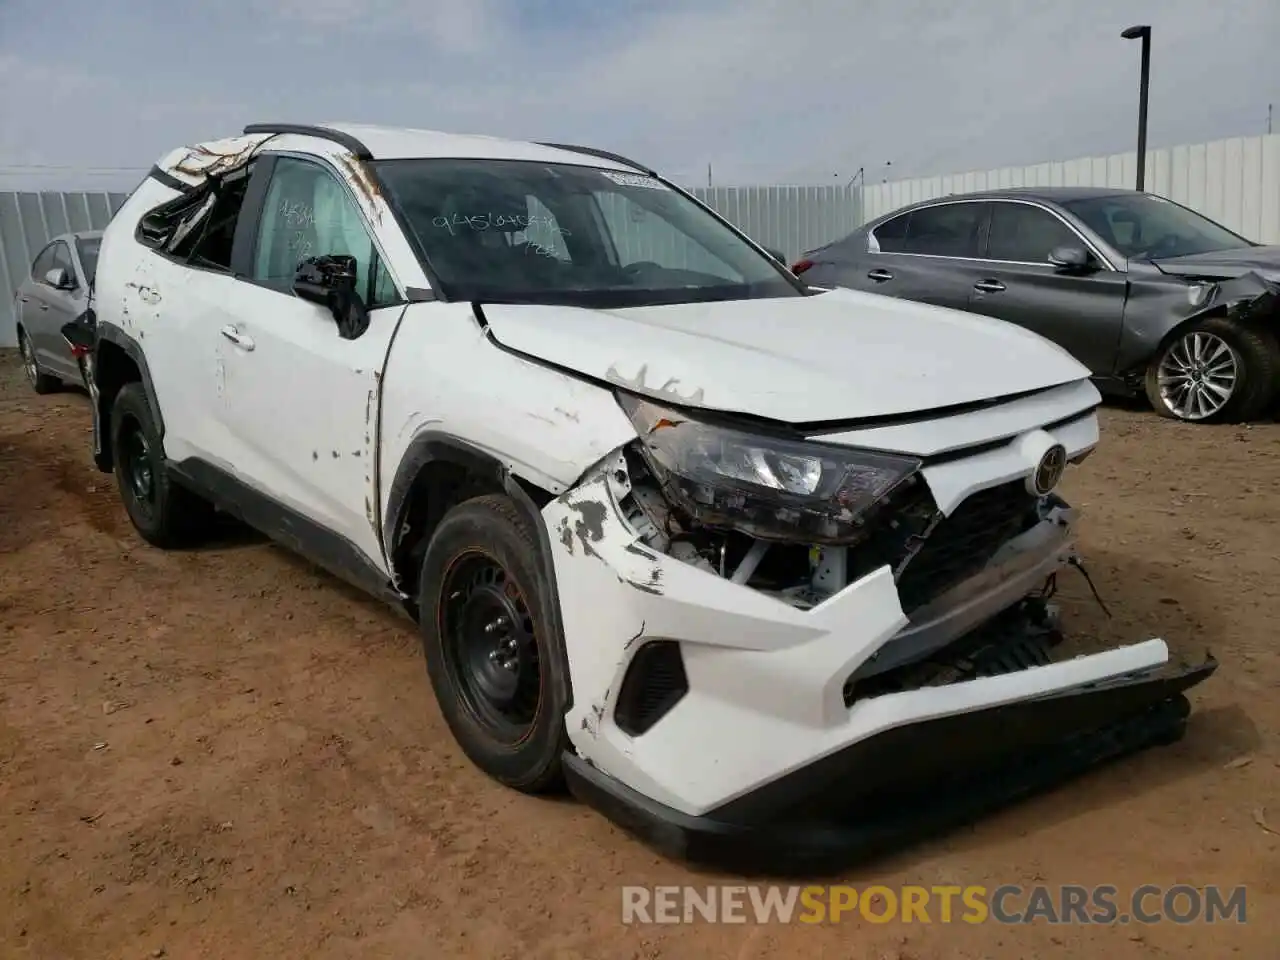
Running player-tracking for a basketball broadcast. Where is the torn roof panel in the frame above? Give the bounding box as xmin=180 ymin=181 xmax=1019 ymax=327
xmin=155 ymin=132 xmax=277 ymax=189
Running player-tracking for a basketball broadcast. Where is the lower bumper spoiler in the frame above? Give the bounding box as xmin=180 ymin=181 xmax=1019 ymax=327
xmin=564 ymin=654 xmax=1216 ymax=874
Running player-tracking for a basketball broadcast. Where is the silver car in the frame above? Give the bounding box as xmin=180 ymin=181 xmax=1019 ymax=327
xmin=15 ymin=230 xmax=100 ymax=393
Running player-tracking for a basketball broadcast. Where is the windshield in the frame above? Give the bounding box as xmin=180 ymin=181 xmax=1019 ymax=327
xmin=1062 ymin=194 xmax=1252 ymax=260
xmin=372 ymin=158 xmax=804 ymax=307
xmin=76 ymin=236 xmax=101 ymax=283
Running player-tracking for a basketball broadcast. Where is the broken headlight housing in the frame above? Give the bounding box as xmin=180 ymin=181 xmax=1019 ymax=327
xmin=619 ymin=394 xmax=922 ymax=544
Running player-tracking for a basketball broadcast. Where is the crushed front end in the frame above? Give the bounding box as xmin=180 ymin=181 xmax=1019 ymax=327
xmin=542 ymin=381 xmax=1215 ymax=872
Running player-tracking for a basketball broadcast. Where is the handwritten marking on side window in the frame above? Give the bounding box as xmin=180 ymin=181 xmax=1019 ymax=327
xmin=279 ymin=199 xmax=316 ymax=228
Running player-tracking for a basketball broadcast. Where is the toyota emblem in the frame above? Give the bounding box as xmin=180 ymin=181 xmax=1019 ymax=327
xmin=1033 ymin=443 xmax=1068 ymax=495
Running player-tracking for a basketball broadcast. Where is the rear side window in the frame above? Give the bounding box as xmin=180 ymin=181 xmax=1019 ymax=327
xmin=50 ymin=242 xmax=76 ymax=286
xmin=76 ymin=236 xmax=101 ymax=283
xmin=870 ymin=213 xmax=909 ymax=253
xmin=136 ymin=162 xmax=255 ymax=273
xmin=899 ymin=203 xmax=985 ymax=257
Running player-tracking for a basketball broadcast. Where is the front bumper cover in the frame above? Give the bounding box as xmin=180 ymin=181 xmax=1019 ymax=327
xmin=564 ymin=652 xmax=1215 ymax=874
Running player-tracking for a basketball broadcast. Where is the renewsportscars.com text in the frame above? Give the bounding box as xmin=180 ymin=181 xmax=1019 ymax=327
xmin=621 ymin=884 xmax=1248 ymax=925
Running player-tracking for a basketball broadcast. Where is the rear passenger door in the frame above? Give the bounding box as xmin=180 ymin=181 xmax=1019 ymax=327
xmin=859 ymin=201 xmax=991 ymax=311
xmin=965 ymin=200 xmax=1128 ymax=374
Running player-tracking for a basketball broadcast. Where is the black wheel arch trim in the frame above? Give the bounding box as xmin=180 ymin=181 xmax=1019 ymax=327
xmin=91 ymin=321 xmax=165 ymax=473
xmin=385 ymin=430 xmax=573 ymax=713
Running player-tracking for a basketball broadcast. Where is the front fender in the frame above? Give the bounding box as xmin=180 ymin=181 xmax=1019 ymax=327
xmin=376 ymin=301 xmax=637 ymax=524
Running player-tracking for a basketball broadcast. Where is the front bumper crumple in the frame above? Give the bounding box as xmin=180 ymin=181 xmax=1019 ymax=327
xmin=541 ymin=452 xmax=1216 ymax=872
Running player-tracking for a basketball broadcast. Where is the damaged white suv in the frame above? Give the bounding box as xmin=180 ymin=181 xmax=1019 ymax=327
xmin=78 ymin=122 xmax=1214 ymax=869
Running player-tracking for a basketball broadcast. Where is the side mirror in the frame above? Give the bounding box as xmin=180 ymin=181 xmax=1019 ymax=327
xmin=293 ymin=254 xmax=369 ymax=341
xmin=1048 ymin=245 xmax=1093 ymax=273
xmin=763 ymin=247 xmax=787 ymax=264
xmin=45 ymin=267 xmax=74 ymax=290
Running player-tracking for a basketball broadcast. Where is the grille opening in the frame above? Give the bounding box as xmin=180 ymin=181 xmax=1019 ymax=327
xmin=891 ymin=481 xmax=1042 ymax=614
xmin=614 ymin=640 xmax=689 ymax=737
xmin=844 ymin=597 xmax=1062 ymax=706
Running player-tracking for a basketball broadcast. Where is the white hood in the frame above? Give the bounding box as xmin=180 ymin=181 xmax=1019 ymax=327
xmin=481 ymin=286 xmax=1090 ymax=423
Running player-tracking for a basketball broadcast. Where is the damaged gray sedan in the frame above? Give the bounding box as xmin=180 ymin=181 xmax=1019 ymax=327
xmin=794 ymin=188 xmax=1280 ymax=423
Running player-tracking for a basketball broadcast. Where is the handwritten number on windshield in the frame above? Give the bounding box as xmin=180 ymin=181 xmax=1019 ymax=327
xmin=432 ymin=213 xmax=569 ymax=237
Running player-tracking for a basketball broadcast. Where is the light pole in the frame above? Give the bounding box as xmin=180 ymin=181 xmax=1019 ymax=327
xmin=1121 ymin=24 xmax=1151 ymax=191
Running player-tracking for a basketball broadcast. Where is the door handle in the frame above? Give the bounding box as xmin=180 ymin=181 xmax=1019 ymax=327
xmin=19 ymin=296 xmax=28 ymax=303
xmin=973 ymin=279 xmax=1006 ymax=293
xmin=867 ymin=268 xmax=894 ymax=282
xmin=220 ymin=325 xmax=255 ymax=351
xmin=38 ymin=303 xmax=49 ymax=311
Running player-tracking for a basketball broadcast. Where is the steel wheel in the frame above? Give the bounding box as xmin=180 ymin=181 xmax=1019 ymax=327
xmin=119 ymin=416 xmax=157 ymax=519
xmin=438 ymin=551 xmax=543 ymax=744
xmin=1155 ymin=330 xmax=1239 ymax=421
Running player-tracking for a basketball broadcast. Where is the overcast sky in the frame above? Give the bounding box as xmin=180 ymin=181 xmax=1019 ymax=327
xmin=1 ymin=0 xmax=1277 ymax=191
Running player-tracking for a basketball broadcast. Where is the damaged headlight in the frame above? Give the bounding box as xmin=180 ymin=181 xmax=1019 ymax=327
xmin=619 ymin=394 xmax=922 ymax=544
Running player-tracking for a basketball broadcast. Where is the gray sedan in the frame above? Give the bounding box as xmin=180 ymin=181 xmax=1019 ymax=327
xmin=15 ymin=230 xmax=100 ymax=393
xmin=793 ymin=189 xmax=1280 ymax=423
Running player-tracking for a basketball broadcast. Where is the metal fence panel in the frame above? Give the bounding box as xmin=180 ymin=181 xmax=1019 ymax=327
xmin=861 ymin=133 xmax=1280 ymax=245
xmin=0 ymin=190 xmax=127 ymax=346
xmin=5 ymin=133 xmax=1275 ymax=349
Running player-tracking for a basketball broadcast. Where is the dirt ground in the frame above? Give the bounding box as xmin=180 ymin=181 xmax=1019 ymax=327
xmin=0 ymin=349 xmax=1276 ymax=960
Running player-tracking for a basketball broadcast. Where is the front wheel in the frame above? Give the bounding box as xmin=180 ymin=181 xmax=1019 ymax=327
xmin=1144 ymin=317 xmax=1279 ymax=423
xmin=418 ymin=494 xmax=570 ymax=793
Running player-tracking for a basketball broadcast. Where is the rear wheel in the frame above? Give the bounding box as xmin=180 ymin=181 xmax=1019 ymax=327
xmin=1144 ymin=316 xmax=1279 ymax=423
xmin=109 ymin=382 xmax=214 ymax=547
xmin=418 ymin=494 xmax=570 ymax=793
xmin=18 ymin=328 xmax=60 ymax=394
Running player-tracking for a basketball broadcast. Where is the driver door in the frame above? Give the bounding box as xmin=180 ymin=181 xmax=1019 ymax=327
xmin=965 ymin=201 xmax=1128 ymax=375
xmin=216 ymin=154 xmax=403 ymax=570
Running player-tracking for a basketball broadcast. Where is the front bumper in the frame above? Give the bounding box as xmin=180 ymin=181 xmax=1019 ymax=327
xmin=564 ymin=653 xmax=1212 ymax=873
xmin=543 ymin=433 xmax=1216 ymax=869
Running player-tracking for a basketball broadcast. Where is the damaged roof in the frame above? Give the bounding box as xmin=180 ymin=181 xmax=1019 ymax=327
xmin=152 ymin=122 xmax=640 ymax=192
xmin=313 ymin=122 xmax=639 ymax=170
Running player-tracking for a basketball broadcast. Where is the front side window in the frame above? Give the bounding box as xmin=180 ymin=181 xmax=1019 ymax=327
xmin=1062 ymin=193 xmax=1252 ymax=260
xmin=899 ymin=203 xmax=985 ymax=258
xmin=986 ymin=203 xmax=1080 ymax=263
xmin=253 ymin=156 xmax=397 ymax=307
xmin=30 ymin=243 xmax=58 ymax=281
xmin=372 ymin=158 xmax=803 ymax=308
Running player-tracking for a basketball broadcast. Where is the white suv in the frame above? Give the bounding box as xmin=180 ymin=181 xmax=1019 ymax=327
xmin=79 ymin=122 xmax=1214 ymax=869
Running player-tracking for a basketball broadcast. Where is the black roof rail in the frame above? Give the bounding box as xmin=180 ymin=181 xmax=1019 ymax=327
xmin=536 ymin=142 xmax=653 ymax=175
xmin=242 ymin=123 xmax=373 ymax=160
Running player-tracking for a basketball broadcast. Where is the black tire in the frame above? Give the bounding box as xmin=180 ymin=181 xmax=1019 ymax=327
xmin=109 ymin=382 xmax=214 ymax=547
xmin=18 ymin=328 xmax=60 ymax=395
xmin=418 ymin=494 xmax=570 ymax=793
xmin=1144 ymin=315 xmax=1280 ymax=423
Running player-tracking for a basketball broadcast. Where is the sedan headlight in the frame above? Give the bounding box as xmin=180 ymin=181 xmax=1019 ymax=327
xmin=618 ymin=394 xmax=922 ymax=544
